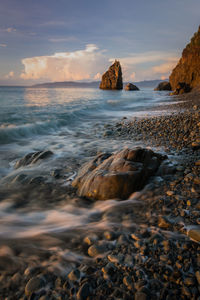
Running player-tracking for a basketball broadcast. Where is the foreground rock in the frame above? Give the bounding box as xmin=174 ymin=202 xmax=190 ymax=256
xmin=99 ymin=60 xmax=123 ymax=90
xmin=72 ymin=148 xmax=166 ymax=200
xmin=154 ymin=81 xmax=171 ymax=91
xmin=169 ymin=25 xmax=200 ymax=93
xmin=125 ymin=83 xmax=140 ymax=91
xmin=14 ymin=150 xmax=53 ymax=168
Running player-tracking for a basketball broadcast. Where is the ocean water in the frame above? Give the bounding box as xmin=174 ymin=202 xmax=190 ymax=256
xmin=0 ymin=87 xmax=174 ymax=261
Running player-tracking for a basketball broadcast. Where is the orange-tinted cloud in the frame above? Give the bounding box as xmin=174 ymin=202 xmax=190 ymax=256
xmin=5 ymin=71 xmax=14 ymax=79
xmin=20 ymin=44 xmax=107 ymax=81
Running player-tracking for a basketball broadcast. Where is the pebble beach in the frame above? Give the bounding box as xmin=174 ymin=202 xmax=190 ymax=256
xmin=0 ymin=89 xmax=199 ymax=300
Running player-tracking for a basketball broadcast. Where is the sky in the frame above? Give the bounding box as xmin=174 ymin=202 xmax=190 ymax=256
xmin=0 ymin=0 xmax=200 ymax=85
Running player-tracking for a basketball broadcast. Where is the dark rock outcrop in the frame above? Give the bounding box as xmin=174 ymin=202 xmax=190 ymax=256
xmin=99 ymin=60 xmax=123 ymax=90
xmin=125 ymin=83 xmax=139 ymax=91
xmin=169 ymin=26 xmax=200 ymax=94
xmin=154 ymin=81 xmax=171 ymax=91
xmin=15 ymin=150 xmax=53 ymax=168
xmin=72 ymin=148 xmax=166 ymax=200
xmin=171 ymin=82 xmax=191 ymax=95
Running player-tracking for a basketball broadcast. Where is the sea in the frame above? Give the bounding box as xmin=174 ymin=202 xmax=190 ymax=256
xmin=0 ymin=86 xmax=176 ymax=266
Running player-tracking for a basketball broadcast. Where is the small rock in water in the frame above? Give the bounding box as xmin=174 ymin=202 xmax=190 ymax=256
xmin=15 ymin=150 xmax=53 ymax=168
xmin=51 ymin=169 xmax=62 ymax=178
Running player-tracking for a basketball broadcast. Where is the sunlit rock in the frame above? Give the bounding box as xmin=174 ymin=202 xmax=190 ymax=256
xmin=72 ymin=148 xmax=166 ymax=200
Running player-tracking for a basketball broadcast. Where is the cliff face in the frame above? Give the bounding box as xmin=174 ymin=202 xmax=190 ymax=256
xmin=99 ymin=60 xmax=123 ymax=90
xmin=169 ymin=26 xmax=200 ymax=92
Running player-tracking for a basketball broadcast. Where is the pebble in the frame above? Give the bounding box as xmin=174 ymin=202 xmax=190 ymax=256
xmin=77 ymin=283 xmax=91 ymax=300
xmin=68 ymin=269 xmax=80 ymax=281
xmin=187 ymin=227 xmax=200 ymax=242
xmin=25 ymin=276 xmax=46 ymax=296
xmin=135 ymin=292 xmax=147 ymax=300
xmin=158 ymin=216 xmax=172 ymax=229
xmin=88 ymin=244 xmax=106 ymax=257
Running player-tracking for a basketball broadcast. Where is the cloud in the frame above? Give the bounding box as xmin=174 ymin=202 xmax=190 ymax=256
xmin=20 ymin=44 xmax=107 ymax=81
xmin=5 ymin=71 xmax=14 ymax=79
xmin=94 ymin=72 xmax=101 ymax=80
xmin=0 ymin=43 xmax=7 ymax=47
xmin=20 ymin=45 xmax=180 ymax=83
xmin=151 ymin=58 xmax=178 ymax=74
xmin=111 ymin=52 xmax=179 ymax=81
xmin=0 ymin=27 xmax=16 ymax=33
xmin=41 ymin=21 xmax=69 ymax=27
xmin=48 ymin=37 xmax=77 ymax=43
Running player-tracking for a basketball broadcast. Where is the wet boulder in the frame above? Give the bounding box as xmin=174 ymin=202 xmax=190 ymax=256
xmin=125 ymin=83 xmax=140 ymax=91
xmin=72 ymin=148 xmax=166 ymax=200
xmin=15 ymin=150 xmax=53 ymax=168
xmin=154 ymin=81 xmax=172 ymax=91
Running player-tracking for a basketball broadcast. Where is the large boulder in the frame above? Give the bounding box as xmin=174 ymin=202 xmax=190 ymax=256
xmin=154 ymin=81 xmax=171 ymax=91
xmin=169 ymin=26 xmax=200 ymax=94
xmin=125 ymin=83 xmax=139 ymax=91
xmin=72 ymin=148 xmax=166 ymax=200
xmin=99 ymin=60 xmax=123 ymax=90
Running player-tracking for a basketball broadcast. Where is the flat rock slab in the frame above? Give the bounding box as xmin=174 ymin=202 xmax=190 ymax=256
xmin=72 ymin=148 xmax=166 ymax=200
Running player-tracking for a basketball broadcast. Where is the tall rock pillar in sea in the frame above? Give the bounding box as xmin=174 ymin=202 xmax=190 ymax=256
xmin=99 ymin=60 xmax=123 ymax=90
xmin=169 ymin=26 xmax=200 ymax=94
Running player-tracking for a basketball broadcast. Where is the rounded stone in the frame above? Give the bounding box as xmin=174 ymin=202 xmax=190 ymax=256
xmin=25 ymin=276 xmax=46 ymax=296
xmin=77 ymin=282 xmax=91 ymax=300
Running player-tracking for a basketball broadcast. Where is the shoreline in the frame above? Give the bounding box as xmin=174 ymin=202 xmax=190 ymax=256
xmin=0 ymin=91 xmax=200 ymax=299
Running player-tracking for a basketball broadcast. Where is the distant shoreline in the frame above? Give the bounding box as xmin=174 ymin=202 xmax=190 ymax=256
xmin=0 ymin=79 xmax=164 ymax=89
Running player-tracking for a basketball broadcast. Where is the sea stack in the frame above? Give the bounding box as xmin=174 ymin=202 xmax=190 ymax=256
xmin=99 ymin=60 xmax=123 ymax=90
xmin=169 ymin=26 xmax=200 ymax=94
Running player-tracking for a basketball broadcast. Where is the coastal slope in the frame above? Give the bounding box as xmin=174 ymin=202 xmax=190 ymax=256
xmin=170 ymin=26 xmax=200 ymax=92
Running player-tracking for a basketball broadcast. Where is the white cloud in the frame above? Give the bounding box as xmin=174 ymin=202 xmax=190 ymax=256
xmin=20 ymin=45 xmax=180 ymax=83
xmin=112 ymin=52 xmax=179 ymax=81
xmin=94 ymin=72 xmax=101 ymax=80
xmin=20 ymin=44 xmax=107 ymax=81
xmin=0 ymin=43 xmax=7 ymax=47
xmin=5 ymin=71 xmax=14 ymax=79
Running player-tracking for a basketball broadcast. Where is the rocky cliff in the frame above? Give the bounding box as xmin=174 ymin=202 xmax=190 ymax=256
xmin=169 ymin=26 xmax=200 ymax=93
xmin=99 ymin=60 xmax=123 ymax=90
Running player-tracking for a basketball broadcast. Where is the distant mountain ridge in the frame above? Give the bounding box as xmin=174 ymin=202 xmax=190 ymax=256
xmin=31 ymin=79 xmax=164 ymax=89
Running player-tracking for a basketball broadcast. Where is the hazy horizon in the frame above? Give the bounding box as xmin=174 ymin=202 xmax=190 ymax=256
xmin=1 ymin=0 xmax=200 ymax=85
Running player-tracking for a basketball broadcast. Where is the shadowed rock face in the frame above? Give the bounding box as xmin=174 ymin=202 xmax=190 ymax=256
xmin=125 ymin=83 xmax=139 ymax=91
xmin=99 ymin=60 xmax=123 ymax=90
xmin=169 ymin=26 xmax=200 ymax=93
xmin=171 ymin=82 xmax=191 ymax=95
xmin=154 ymin=81 xmax=171 ymax=91
xmin=72 ymin=148 xmax=167 ymax=200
